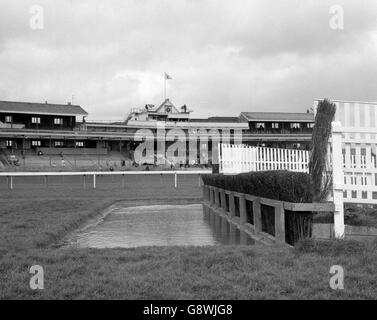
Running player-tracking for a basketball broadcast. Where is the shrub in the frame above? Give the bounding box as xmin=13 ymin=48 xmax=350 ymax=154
xmin=309 ymin=99 xmax=336 ymax=201
xmin=202 ymin=170 xmax=313 ymax=203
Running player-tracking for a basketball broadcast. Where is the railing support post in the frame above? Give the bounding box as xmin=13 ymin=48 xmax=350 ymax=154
xmin=220 ymin=190 xmax=227 ymax=212
xmin=239 ymin=195 xmax=247 ymax=224
xmin=209 ymin=187 xmax=214 ymax=205
xmin=202 ymin=185 xmax=206 ymax=200
xmin=275 ymin=203 xmax=285 ymax=243
xmin=8 ymin=176 xmax=13 ymax=190
xmin=253 ymin=198 xmax=261 ymax=233
xmin=214 ymin=188 xmax=220 ymax=208
xmin=332 ymin=121 xmax=345 ymax=238
xmin=229 ymin=192 xmax=235 ymax=218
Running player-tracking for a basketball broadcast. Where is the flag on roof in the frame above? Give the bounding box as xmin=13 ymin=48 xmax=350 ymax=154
xmin=164 ymin=73 xmax=172 ymax=80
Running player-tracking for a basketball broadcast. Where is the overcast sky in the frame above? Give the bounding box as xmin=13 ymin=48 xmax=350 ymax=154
xmin=0 ymin=0 xmax=377 ymax=120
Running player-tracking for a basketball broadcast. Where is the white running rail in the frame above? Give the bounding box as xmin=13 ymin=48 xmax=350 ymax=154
xmin=0 ymin=170 xmax=211 ymax=190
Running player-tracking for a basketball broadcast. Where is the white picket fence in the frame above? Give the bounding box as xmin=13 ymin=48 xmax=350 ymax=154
xmin=331 ymin=123 xmax=377 ymax=206
xmin=219 ymin=144 xmax=310 ymax=174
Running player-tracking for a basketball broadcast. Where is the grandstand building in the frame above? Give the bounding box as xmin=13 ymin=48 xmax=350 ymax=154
xmin=0 ymin=99 xmax=314 ymax=170
xmin=240 ymin=111 xmax=314 ymax=150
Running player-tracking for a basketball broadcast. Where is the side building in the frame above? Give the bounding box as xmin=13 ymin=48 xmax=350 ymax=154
xmin=0 ymin=100 xmax=88 ymax=151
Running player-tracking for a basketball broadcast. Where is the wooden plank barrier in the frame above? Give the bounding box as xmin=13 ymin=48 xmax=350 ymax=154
xmin=202 ymin=185 xmax=334 ymax=246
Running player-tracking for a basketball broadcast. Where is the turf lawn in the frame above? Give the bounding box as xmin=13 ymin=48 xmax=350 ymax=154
xmin=0 ymin=174 xmax=376 ymax=299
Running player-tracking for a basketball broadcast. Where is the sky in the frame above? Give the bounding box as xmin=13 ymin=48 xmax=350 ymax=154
xmin=0 ymin=0 xmax=377 ymax=120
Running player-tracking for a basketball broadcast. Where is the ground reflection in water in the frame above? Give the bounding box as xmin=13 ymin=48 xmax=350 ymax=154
xmin=71 ymin=204 xmax=254 ymax=248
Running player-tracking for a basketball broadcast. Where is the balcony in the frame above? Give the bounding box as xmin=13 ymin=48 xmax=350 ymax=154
xmin=0 ymin=121 xmax=25 ymax=129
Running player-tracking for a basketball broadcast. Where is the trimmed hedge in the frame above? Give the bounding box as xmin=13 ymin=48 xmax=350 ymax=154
xmin=202 ymin=171 xmax=313 ymax=203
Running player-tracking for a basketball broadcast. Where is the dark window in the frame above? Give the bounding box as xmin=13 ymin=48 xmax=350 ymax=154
xmin=31 ymin=117 xmax=41 ymax=124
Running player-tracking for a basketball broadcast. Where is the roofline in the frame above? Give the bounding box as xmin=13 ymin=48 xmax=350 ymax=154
xmin=239 ymin=112 xmax=314 ymax=122
xmin=0 ymin=100 xmax=88 ymax=116
xmin=0 ymin=109 xmax=88 ymax=116
xmin=240 ymin=111 xmax=314 ymax=115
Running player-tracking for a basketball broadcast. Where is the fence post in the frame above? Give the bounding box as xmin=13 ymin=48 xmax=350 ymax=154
xmin=275 ymin=203 xmax=285 ymax=244
xmin=214 ymin=188 xmax=220 ymax=208
xmin=174 ymin=172 xmax=177 ymax=188
xmin=253 ymin=198 xmax=262 ymax=233
xmin=331 ymin=121 xmax=345 ymax=238
xmin=93 ymin=174 xmax=96 ymax=189
xmin=229 ymin=192 xmax=235 ymax=218
xmin=220 ymin=190 xmax=227 ymax=212
xmin=239 ymin=194 xmax=247 ymax=224
xmin=218 ymin=143 xmax=222 ymax=174
xmin=209 ymin=187 xmax=214 ymax=205
xmin=10 ymin=176 xmax=13 ymax=190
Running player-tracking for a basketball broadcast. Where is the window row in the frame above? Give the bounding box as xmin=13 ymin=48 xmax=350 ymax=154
xmin=6 ymin=140 xmax=85 ymax=147
xmin=255 ymin=122 xmax=314 ymax=129
xmin=3 ymin=115 xmax=64 ymax=125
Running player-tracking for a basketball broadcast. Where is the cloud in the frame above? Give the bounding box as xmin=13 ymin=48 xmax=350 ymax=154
xmin=0 ymin=0 xmax=376 ymax=119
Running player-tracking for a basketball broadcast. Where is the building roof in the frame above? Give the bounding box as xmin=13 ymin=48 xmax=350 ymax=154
xmin=240 ymin=112 xmax=314 ymax=122
xmin=0 ymin=100 xmax=88 ymax=116
xmin=191 ymin=116 xmax=244 ymax=123
xmin=154 ymin=98 xmax=180 ymax=114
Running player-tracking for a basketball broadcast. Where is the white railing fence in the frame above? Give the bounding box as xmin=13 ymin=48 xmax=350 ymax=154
xmin=219 ymin=144 xmax=310 ymax=174
xmin=0 ymin=170 xmax=211 ymax=190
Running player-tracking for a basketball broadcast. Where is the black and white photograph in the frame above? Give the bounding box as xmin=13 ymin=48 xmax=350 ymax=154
xmin=0 ymin=0 xmax=376 ymax=309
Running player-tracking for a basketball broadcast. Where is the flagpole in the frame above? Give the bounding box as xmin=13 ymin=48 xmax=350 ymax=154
xmin=164 ymin=74 xmax=166 ymax=101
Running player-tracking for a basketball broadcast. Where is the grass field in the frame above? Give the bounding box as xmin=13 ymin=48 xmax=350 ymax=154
xmin=1 ymin=174 xmax=377 ymax=299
